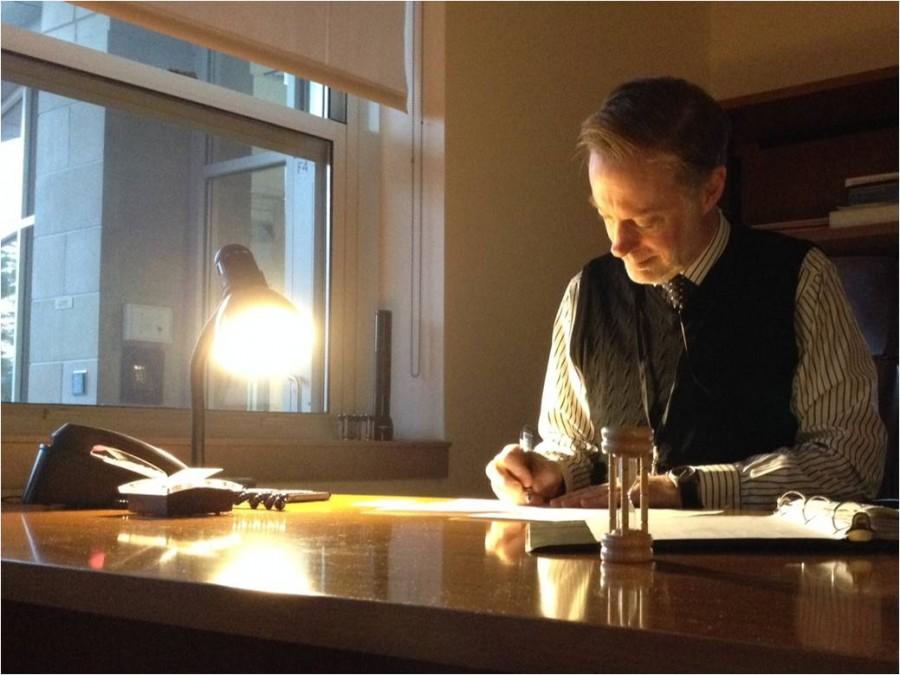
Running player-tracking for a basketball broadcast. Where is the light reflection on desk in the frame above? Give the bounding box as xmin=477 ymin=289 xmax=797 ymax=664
xmin=600 ymin=561 xmax=657 ymax=629
xmin=536 ymin=557 xmax=595 ymax=622
xmin=116 ymin=531 xmax=241 ymax=566
xmin=388 ymin=520 xmax=444 ymax=605
xmin=113 ymin=515 xmax=319 ymax=595
xmin=792 ymin=560 xmax=885 ymax=655
xmin=77 ymin=507 xmax=449 ymax=601
xmin=484 ymin=521 xmax=597 ymax=621
xmin=211 ymin=540 xmax=320 ymax=595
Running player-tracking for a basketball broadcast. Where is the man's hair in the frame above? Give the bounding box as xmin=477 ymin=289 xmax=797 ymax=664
xmin=577 ymin=77 xmax=730 ymax=186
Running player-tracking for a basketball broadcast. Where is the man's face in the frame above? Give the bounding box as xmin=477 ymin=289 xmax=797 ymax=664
xmin=588 ymin=152 xmax=722 ymax=285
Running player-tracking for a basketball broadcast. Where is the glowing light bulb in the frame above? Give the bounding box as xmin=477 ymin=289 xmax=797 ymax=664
xmin=210 ymin=301 xmax=314 ymax=378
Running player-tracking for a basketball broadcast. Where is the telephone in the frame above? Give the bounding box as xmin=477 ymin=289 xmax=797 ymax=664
xmin=22 ymin=423 xmax=188 ymax=508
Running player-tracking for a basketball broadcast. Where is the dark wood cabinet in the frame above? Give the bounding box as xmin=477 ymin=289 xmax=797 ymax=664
xmin=721 ymin=67 xmax=898 ymax=256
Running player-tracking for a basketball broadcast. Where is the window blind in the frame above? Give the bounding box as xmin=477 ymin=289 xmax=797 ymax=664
xmin=73 ymin=1 xmax=409 ymax=111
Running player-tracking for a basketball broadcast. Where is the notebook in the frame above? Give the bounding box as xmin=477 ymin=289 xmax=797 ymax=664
xmin=773 ymin=492 xmax=897 ymax=542
xmin=526 ymin=492 xmax=898 ymax=553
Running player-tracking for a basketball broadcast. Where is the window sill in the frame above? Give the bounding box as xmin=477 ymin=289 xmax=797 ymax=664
xmin=203 ymin=438 xmax=450 ymax=484
xmin=1 ymin=403 xmax=450 ymax=489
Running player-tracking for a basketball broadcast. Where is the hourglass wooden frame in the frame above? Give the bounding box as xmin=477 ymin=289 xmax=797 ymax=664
xmin=600 ymin=426 xmax=654 ymax=563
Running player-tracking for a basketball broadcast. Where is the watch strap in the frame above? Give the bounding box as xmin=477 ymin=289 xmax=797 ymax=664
xmin=669 ymin=465 xmax=702 ymax=509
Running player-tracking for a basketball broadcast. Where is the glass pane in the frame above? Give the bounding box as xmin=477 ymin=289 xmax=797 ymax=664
xmin=1 ymin=88 xmax=25 ymax=230
xmin=209 ymin=136 xmax=263 ymax=166
xmin=207 ymin=158 xmax=327 ymax=413
xmin=0 ymin=0 xmax=348 ymax=122
xmin=2 ymin=76 xmax=331 ymax=413
xmin=1 ymin=234 xmax=19 ymax=401
xmin=2 ymin=96 xmax=23 ymax=140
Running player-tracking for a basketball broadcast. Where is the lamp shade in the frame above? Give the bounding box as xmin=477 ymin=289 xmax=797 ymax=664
xmin=210 ymin=289 xmax=313 ymax=378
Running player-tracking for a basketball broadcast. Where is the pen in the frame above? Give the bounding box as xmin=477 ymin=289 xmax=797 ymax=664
xmin=519 ymin=425 xmax=535 ymax=505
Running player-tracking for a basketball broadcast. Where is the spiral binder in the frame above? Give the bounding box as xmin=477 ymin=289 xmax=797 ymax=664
xmin=775 ymin=492 xmax=898 ymax=542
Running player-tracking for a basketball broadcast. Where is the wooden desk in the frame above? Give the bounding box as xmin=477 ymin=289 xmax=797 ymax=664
xmin=2 ymin=496 xmax=897 ymax=672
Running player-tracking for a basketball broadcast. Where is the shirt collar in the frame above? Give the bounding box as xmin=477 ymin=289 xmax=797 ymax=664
xmin=681 ymin=211 xmax=730 ymax=286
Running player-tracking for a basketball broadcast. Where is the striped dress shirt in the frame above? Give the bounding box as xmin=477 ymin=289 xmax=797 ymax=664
xmin=535 ymin=213 xmax=887 ymax=510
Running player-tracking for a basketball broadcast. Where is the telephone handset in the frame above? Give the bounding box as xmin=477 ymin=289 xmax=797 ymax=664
xmin=22 ymin=423 xmax=188 ymax=508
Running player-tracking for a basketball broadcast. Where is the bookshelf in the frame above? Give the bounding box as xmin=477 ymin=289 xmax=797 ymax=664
xmin=777 ymin=222 xmax=897 ymax=257
xmin=722 ymin=69 xmax=899 ymax=501
xmin=721 ymin=67 xmax=898 ymax=256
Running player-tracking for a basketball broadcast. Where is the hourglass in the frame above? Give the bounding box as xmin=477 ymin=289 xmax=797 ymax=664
xmin=600 ymin=426 xmax=654 ymax=563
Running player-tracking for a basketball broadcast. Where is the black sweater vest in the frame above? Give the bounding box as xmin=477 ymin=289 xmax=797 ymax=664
xmin=571 ymin=226 xmax=812 ymax=474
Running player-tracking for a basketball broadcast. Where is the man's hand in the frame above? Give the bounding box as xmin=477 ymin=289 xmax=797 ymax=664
xmin=485 ymin=444 xmax=564 ymax=506
xmin=549 ymin=474 xmax=682 ymax=508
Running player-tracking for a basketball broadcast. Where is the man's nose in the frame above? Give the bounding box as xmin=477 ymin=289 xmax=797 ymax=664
xmin=608 ymin=221 xmax=639 ymax=258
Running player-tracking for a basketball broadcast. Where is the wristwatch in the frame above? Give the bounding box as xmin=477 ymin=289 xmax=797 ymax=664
xmin=667 ymin=465 xmax=702 ymax=509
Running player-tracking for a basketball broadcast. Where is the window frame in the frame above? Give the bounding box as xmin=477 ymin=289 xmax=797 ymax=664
xmin=0 ymin=22 xmax=371 ymax=440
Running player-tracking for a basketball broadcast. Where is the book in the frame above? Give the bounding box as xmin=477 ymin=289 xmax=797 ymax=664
xmin=844 ymin=171 xmax=899 ymax=188
xmin=525 ymin=493 xmax=898 ymax=553
xmin=828 ymin=202 xmax=898 ymax=229
xmin=775 ymin=491 xmax=898 ymax=542
xmin=752 ymin=217 xmax=829 ymax=232
xmin=847 ymin=181 xmax=898 ymax=206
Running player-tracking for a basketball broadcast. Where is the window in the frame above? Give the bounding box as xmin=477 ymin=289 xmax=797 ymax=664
xmin=0 ymin=2 xmax=370 ymax=418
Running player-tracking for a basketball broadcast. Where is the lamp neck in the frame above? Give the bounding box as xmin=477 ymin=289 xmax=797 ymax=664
xmin=190 ymin=308 xmax=220 ymax=467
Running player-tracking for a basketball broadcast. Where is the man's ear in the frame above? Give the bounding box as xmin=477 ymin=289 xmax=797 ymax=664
xmin=701 ymin=165 xmax=727 ymax=213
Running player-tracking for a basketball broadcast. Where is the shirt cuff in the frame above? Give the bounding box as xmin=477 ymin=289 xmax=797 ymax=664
xmin=558 ymin=457 xmax=593 ymax=493
xmin=696 ymin=464 xmax=742 ymax=510
xmin=535 ymin=443 xmax=595 ymax=493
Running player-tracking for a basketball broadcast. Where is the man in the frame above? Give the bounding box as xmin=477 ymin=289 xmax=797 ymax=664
xmin=486 ymin=77 xmax=886 ymax=511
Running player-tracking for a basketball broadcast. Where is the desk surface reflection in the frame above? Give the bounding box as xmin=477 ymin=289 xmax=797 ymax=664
xmin=2 ymin=495 xmax=897 ymax=672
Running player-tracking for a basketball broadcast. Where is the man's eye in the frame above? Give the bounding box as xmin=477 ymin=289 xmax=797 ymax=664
xmin=636 ymin=216 xmax=662 ymax=229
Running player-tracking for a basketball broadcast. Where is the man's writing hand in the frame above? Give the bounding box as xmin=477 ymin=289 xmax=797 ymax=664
xmin=549 ymin=474 xmax=683 ymax=508
xmin=485 ymin=444 xmax=564 ymax=506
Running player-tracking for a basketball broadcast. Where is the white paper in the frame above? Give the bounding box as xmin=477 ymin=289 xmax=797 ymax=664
xmin=359 ymin=497 xmax=606 ymax=523
xmin=586 ymin=509 xmax=840 ymax=542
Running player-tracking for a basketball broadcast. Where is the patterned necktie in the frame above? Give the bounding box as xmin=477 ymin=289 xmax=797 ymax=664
xmin=661 ymin=274 xmax=694 ymax=313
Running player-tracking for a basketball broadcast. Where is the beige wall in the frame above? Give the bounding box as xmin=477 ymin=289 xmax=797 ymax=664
xmin=710 ymin=1 xmax=899 ymax=100
xmin=442 ymin=2 xmax=710 ymax=496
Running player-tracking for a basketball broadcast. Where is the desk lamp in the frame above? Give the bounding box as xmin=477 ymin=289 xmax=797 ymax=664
xmin=191 ymin=244 xmax=313 ymax=467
